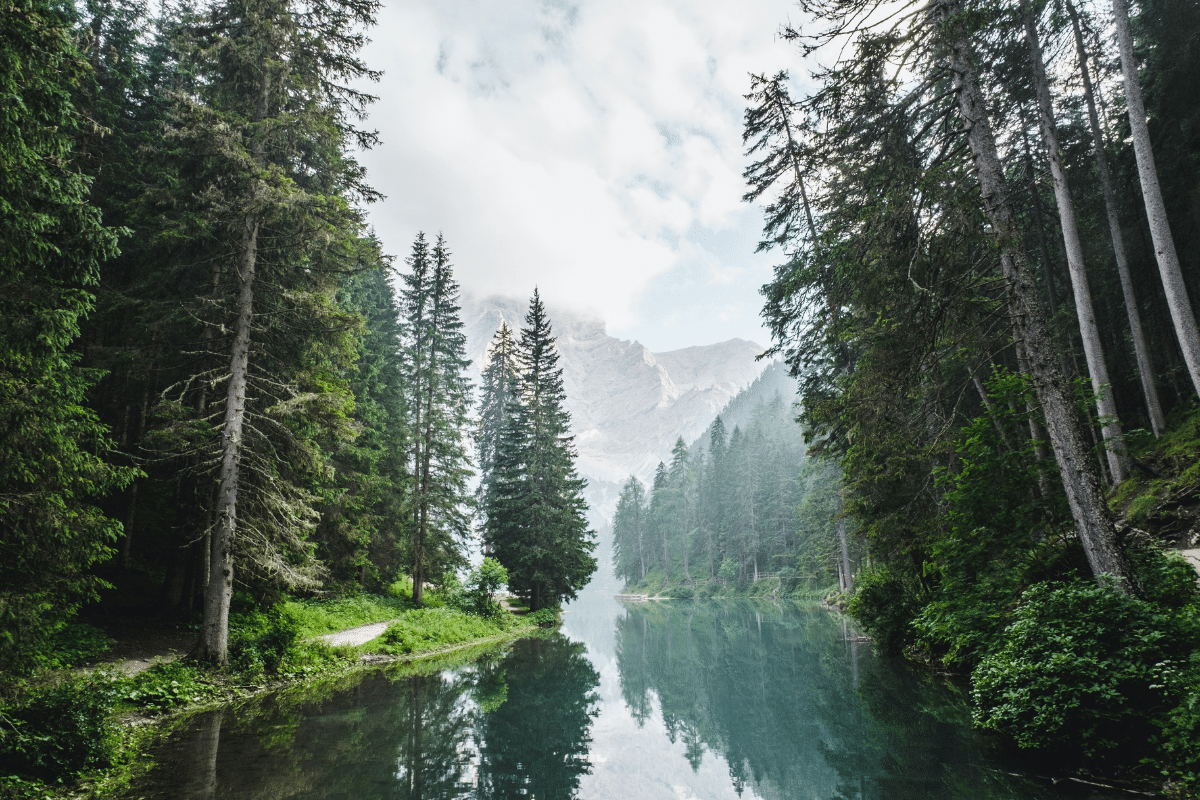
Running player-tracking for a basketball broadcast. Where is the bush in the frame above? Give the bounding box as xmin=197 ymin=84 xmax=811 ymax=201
xmin=284 ymin=593 xmax=410 ymax=638
xmin=846 ymin=565 xmax=920 ymax=654
xmin=527 ymin=608 xmax=559 ymax=627
xmin=971 ymin=579 xmax=1186 ymax=761
xmin=228 ymin=607 xmax=300 ymax=678
xmin=0 ymin=677 xmax=118 ymax=779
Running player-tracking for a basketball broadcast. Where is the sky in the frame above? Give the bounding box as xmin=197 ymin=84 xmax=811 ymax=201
xmin=356 ymin=0 xmax=806 ymax=353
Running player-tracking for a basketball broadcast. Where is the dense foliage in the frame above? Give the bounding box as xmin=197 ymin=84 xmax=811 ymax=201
xmin=747 ymin=0 xmax=1200 ymax=785
xmin=613 ymin=373 xmax=857 ymax=596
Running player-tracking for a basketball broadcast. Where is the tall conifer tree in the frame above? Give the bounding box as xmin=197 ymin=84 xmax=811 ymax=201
xmin=400 ymin=233 xmax=474 ymax=604
xmin=475 ymin=321 xmax=520 ymax=539
xmin=485 ymin=291 xmax=596 ymax=611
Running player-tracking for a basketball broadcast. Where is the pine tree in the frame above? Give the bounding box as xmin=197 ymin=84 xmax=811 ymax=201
xmin=612 ymin=477 xmax=648 ymax=584
xmin=316 ymin=245 xmax=410 ymax=588
xmin=0 ymin=0 xmax=135 ymax=670
xmin=400 ymin=233 xmax=474 ymax=605
xmin=475 ymin=321 xmax=520 ymax=539
xmin=170 ymin=0 xmax=382 ymax=663
xmin=485 ymin=290 xmax=596 ymax=611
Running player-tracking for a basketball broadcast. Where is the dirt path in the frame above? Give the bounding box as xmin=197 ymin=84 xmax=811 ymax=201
xmin=1178 ymin=548 xmax=1200 ymax=575
xmin=317 ymin=620 xmax=395 ymax=647
xmin=90 ymin=621 xmax=195 ymax=676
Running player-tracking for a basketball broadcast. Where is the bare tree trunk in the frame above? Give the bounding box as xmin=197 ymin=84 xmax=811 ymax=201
xmin=1022 ymin=0 xmax=1130 ymax=484
xmin=1110 ymin=0 xmax=1200 ymax=398
xmin=938 ymin=1 xmax=1132 ymax=588
xmin=1020 ymin=121 xmax=1061 ymax=317
xmin=838 ymin=512 xmax=853 ymax=592
xmin=196 ymin=219 xmax=258 ymax=664
xmin=1065 ymin=0 xmax=1166 ymax=437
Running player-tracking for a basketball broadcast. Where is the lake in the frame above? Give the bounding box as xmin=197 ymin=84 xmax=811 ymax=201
xmin=125 ymin=584 xmax=1125 ymax=799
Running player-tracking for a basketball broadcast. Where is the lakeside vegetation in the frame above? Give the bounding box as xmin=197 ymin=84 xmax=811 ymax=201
xmin=0 ymin=574 xmax=550 ymax=799
xmin=734 ymin=0 xmax=1200 ymax=790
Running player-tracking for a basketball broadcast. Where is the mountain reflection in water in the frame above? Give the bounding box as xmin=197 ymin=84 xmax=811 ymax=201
xmin=130 ymin=593 xmax=1125 ymax=800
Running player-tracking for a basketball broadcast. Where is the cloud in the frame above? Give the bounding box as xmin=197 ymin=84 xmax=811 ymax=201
xmin=357 ymin=0 xmax=801 ymax=348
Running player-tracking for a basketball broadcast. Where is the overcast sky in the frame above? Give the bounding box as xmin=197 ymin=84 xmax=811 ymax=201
xmin=357 ymin=0 xmax=805 ymax=353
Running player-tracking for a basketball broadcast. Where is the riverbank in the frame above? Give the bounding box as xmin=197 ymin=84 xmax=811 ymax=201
xmin=0 ymin=602 xmax=552 ymax=800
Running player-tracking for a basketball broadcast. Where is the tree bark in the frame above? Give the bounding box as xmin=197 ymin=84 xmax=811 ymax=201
xmin=1110 ymin=0 xmax=1200 ymax=398
xmin=1065 ymin=0 xmax=1166 ymax=437
xmin=196 ymin=218 xmax=258 ymax=664
xmin=938 ymin=0 xmax=1132 ymax=588
xmin=1021 ymin=0 xmax=1130 ymax=484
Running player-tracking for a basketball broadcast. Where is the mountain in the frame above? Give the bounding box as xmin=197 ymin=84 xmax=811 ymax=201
xmin=688 ymin=361 xmax=800 ymax=455
xmin=461 ymin=294 xmax=770 ymax=521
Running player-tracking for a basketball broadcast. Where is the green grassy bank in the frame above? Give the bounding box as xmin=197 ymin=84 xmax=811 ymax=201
xmin=0 ymin=589 xmax=553 ymax=800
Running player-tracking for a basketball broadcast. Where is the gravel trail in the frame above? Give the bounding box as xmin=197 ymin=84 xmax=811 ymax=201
xmin=318 ymin=620 xmax=395 ymax=647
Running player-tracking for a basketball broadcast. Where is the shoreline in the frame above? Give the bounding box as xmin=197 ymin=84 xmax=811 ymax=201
xmin=45 ymin=619 xmax=546 ymax=800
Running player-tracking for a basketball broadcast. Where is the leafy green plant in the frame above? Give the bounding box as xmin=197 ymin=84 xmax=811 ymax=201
xmin=846 ymin=565 xmax=920 ymax=654
xmin=972 ymin=579 xmax=1187 ymax=761
xmin=380 ymin=608 xmax=505 ymax=654
xmin=284 ymin=593 xmax=410 ymax=638
xmin=41 ymin=622 xmax=113 ymax=669
xmin=527 ymin=608 xmax=559 ymax=628
xmin=228 ymin=607 xmax=300 ymax=678
xmin=0 ymin=677 xmax=118 ymax=779
xmin=120 ymin=662 xmax=217 ymax=710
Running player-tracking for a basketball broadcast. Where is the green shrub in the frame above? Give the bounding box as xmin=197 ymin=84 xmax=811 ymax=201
xmin=972 ymin=579 xmax=1186 ymax=760
xmin=846 ymin=565 xmax=920 ymax=654
xmin=380 ymin=608 xmax=503 ymax=655
xmin=42 ymin=622 xmax=113 ymax=669
xmin=0 ymin=677 xmax=118 ymax=779
xmin=527 ymin=608 xmax=559 ymax=627
xmin=120 ymin=661 xmax=216 ymax=711
xmin=228 ymin=607 xmax=300 ymax=678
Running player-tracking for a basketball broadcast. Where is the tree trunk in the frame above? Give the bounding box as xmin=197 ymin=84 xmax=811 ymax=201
xmin=1111 ymin=0 xmax=1200 ymax=398
xmin=938 ymin=1 xmax=1132 ymax=588
xmin=1020 ymin=122 xmax=1060 ymax=316
xmin=195 ymin=218 xmax=258 ymax=664
xmin=1065 ymin=0 xmax=1165 ymax=435
xmin=1021 ymin=0 xmax=1130 ymax=484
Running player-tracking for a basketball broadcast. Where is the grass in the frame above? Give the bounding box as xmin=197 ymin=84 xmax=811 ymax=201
xmin=378 ymin=608 xmax=517 ymax=655
xmin=283 ymin=593 xmax=413 ymax=639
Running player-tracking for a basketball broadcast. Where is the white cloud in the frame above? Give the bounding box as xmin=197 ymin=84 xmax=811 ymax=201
xmin=357 ymin=0 xmax=803 ymax=349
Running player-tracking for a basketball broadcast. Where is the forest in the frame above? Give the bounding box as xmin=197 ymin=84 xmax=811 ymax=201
xmin=744 ymin=0 xmax=1200 ymax=787
xmin=612 ymin=365 xmax=859 ymax=597
xmin=0 ymin=0 xmax=595 ymax=692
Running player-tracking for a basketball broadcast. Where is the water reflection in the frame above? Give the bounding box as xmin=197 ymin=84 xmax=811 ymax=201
xmin=475 ymin=637 xmax=599 ymax=800
xmin=131 ymin=633 xmax=598 ymax=800
xmin=612 ymin=601 xmax=1109 ymax=800
xmin=132 ymin=601 xmax=1124 ymax=800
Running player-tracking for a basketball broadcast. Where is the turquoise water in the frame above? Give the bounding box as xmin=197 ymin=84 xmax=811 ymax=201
xmin=127 ymin=587 xmax=1124 ymax=799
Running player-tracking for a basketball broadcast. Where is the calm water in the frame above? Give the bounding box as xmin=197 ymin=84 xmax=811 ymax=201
xmin=127 ymin=586 xmax=1124 ymax=800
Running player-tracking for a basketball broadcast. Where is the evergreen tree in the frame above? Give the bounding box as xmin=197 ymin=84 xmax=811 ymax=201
xmin=485 ymin=291 xmax=596 ymax=611
xmin=167 ymin=0 xmax=382 ymax=663
xmin=316 ymin=247 xmax=410 ymax=588
xmin=0 ymin=0 xmax=135 ymax=670
xmin=399 ymin=233 xmax=474 ymax=605
xmin=612 ymin=477 xmax=648 ymax=584
xmin=475 ymin=321 xmax=520 ymax=539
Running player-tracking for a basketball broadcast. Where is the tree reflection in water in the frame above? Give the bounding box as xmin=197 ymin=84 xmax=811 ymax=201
xmin=474 ymin=634 xmax=600 ymax=800
xmin=612 ymin=601 xmax=1070 ymax=800
xmin=130 ymin=633 xmax=598 ymax=800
